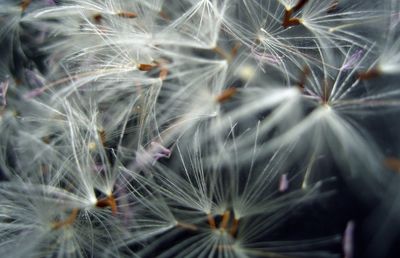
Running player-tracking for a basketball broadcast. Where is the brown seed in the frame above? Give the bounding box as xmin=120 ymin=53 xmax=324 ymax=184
xmin=230 ymin=42 xmax=242 ymax=58
xmin=52 ymin=208 xmax=79 ymax=230
xmin=230 ymin=218 xmax=239 ymax=236
xmin=385 ymin=157 xmax=400 ymax=173
xmin=282 ymin=0 xmax=309 ymax=28
xmin=212 ymin=46 xmax=231 ymax=61
xmin=358 ymin=68 xmax=381 ymax=80
xmin=297 ymin=66 xmax=310 ymax=90
xmin=159 ymin=10 xmax=170 ymax=20
xmin=207 ymin=213 xmax=217 ymax=230
xmin=20 ymin=0 xmax=31 ymax=12
xmin=137 ymin=63 xmax=156 ymax=71
xmin=283 ymin=17 xmax=302 ymax=28
xmin=42 ymin=136 xmax=51 ymax=144
xmin=116 ymin=11 xmax=138 ymax=19
xmin=98 ymin=129 xmax=106 ymax=145
xmin=159 ymin=68 xmax=168 ymax=80
xmin=216 ymin=87 xmax=237 ymax=103
xmin=219 ymin=211 xmax=231 ymax=230
xmin=93 ymin=13 xmax=103 ymax=23
xmin=293 ymin=0 xmax=309 ymax=12
xmin=322 ymin=79 xmax=332 ymax=104
xmin=96 ymin=195 xmax=117 ymax=215
xmin=155 ymin=59 xmax=169 ymax=80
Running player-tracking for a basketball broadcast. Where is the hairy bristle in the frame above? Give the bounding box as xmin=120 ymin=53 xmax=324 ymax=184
xmin=327 ymin=0 xmax=339 ymax=13
xmin=176 ymin=221 xmax=198 ymax=231
xmin=384 ymin=157 xmax=400 ymax=173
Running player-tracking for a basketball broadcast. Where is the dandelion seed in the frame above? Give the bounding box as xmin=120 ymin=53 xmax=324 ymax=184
xmin=164 ymin=0 xmax=226 ymax=47
xmin=282 ymin=0 xmax=309 ymax=28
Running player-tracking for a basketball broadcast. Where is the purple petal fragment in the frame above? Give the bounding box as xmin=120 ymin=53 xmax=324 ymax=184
xmin=342 ymin=50 xmax=364 ymax=71
xmin=279 ymin=174 xmax=289 ymax=192
xmin=343 ymin=221 xmax=355 ymax=258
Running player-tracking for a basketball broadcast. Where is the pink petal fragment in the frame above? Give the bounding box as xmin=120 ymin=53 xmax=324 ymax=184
xmin=279 ymin=174 xmax=289 ymax=192
xmin=342 ymin=50 xmax=364 ymax=71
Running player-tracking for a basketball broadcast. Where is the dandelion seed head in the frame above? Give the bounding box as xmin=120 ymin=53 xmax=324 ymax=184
xmin=0 ymin=0 xmax=398 ymax=256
